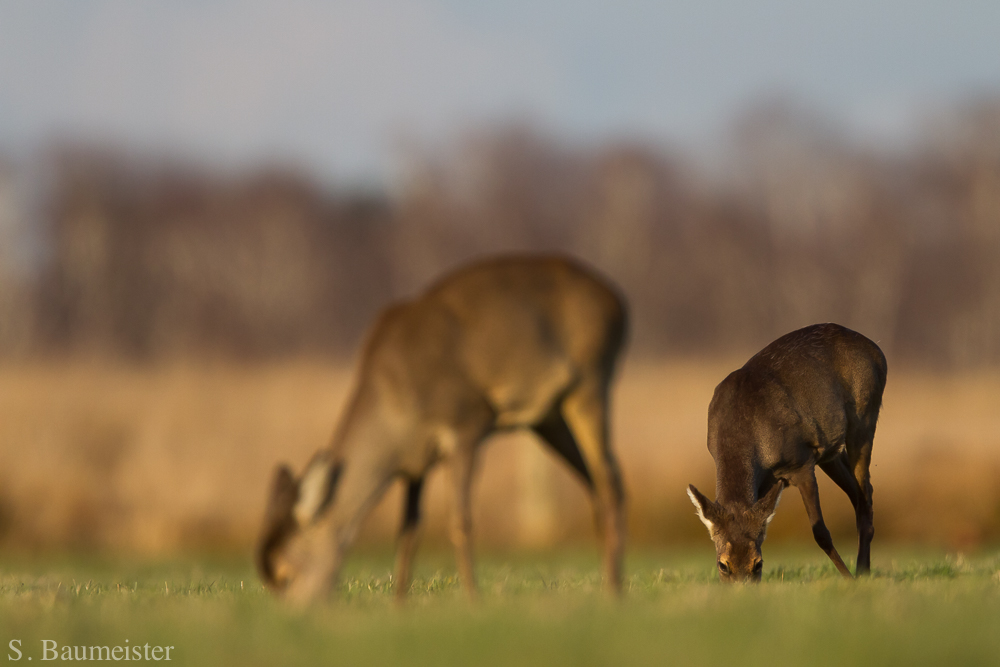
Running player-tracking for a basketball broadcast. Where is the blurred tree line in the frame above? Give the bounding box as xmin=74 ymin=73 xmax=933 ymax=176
xmin=0 ymin=99 xmax=998 ymax=366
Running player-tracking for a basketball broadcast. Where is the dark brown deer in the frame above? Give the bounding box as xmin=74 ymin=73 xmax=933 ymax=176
xmin=687 ymin=323 xmax=887 ymax=582
xmin=257 ymin=255 xmax=628 ymax=603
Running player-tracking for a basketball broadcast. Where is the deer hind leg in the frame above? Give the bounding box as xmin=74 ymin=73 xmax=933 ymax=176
xmin=285 ymin=457 xmax=392 ymax=606
xmin=849 ymin=436 xmax=875 ymax=574
xmin=394 ymin=477 xmax=425 ymax=602
xmin=560 ymin=376 xmax=625 ymax=595
xmin=792 ymin=466 xmax=853 ymax=579
xmin=532 ymin=407 xmax=594 ymax=488
xmin=819 ymin=453 xmax=869 ymax=576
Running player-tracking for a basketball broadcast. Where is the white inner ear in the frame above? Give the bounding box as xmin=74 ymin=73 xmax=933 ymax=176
xmin=293 ymin=463 xmax=330 ymax=526
xmin=764 ymin=487 xmax=784 ymax=526
xmin=687 ymin=488 xmax=716 ymax=535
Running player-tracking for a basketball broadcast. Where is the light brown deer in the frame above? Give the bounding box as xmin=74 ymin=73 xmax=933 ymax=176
xmin=687 ymin=323 xmax=887 ymax=582
xmin=257 ymin=255 xmax=628 ymax=603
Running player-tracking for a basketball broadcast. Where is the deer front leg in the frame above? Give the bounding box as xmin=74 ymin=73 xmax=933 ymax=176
xmin=394 ymin=477 xmax=425 ymax=603
xmin=792 ymin=467 xmax=853 ymax=579
xmin=448 ymin=447 xmax=479 ymax=600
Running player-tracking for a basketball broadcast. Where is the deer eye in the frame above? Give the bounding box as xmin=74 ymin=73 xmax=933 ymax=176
xmin=717 ymin=561 xmax=730 ymax=575
xmin=753 ymin=560 xmax=763 ymax=574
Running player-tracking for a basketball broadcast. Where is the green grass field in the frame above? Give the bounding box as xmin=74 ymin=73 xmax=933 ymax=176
xmin=3 ymin=549 xmax=1000 ymax=666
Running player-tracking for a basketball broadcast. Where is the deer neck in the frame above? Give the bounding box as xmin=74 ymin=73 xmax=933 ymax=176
xmin=715 ymin=446 xmax=763 ymax=508
xmin=329 ymin=380 xmax=411 ymax=463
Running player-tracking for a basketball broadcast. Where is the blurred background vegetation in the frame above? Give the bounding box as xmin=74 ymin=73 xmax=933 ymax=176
xmin=3 ymin=99 xmax=999 ymax=364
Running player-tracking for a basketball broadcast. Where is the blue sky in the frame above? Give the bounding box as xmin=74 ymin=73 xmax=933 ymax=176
xmin=1 ymin=0 xmax=998 ymax=185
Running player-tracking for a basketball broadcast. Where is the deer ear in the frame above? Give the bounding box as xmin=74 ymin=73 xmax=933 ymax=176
xmin=754 ymin=479 xmax=786 ymax=527
xmin=687 ymin=484 xmax=719 ymax=535
xmin=267 ymin=464 xmax=299 ymax=520
xmin=293 ymin=460 xmax=342 ymax=526
xmin=257 ymin=464 xmax=300 ymax=588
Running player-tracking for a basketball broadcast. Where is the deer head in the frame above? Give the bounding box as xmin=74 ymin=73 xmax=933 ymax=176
xmin=686 ymin=481 xmax=785 ymax=582
xmin=256 ymin=461 xmax=341 ymax=592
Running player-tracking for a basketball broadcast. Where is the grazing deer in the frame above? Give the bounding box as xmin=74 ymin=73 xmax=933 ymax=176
xmin=257 ymin=255 xmax=628 ymax=603
xmin=687 ymin=323 xmax=887 ymax=582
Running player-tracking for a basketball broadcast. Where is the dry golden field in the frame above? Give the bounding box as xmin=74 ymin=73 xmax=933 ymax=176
xmin=0 ymin=359 xmax=999 ymax=555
